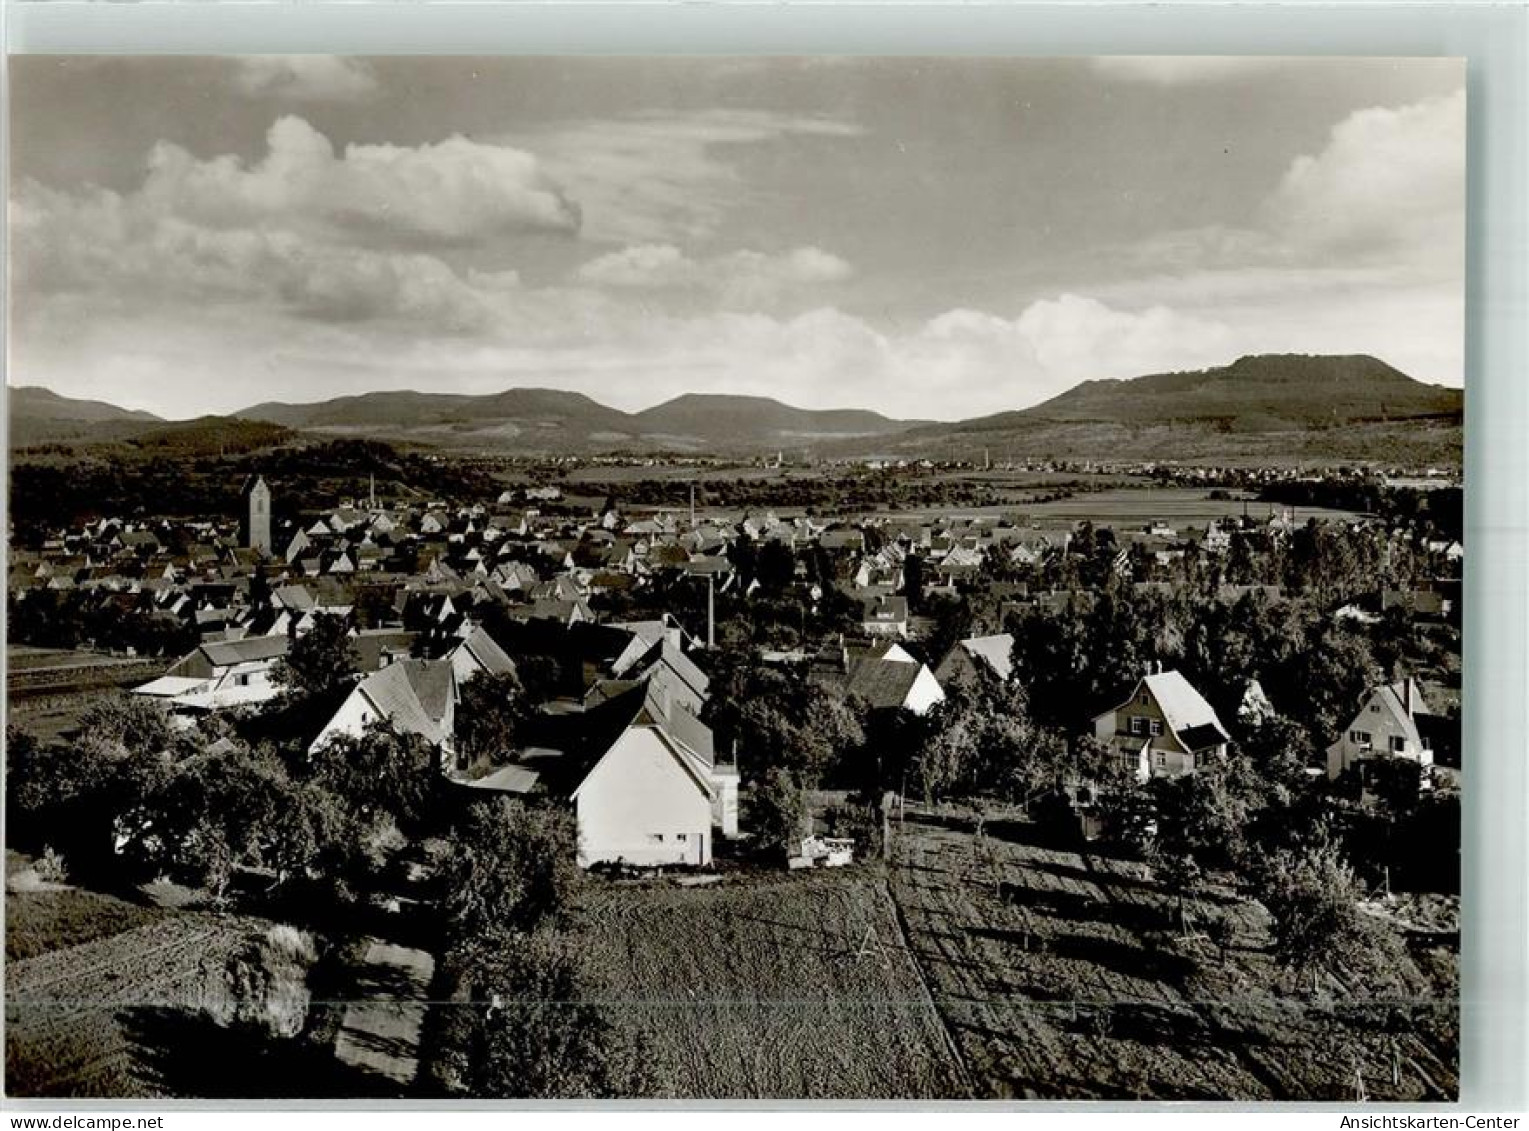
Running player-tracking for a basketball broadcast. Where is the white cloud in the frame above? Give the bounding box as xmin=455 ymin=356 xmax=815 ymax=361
xmin=138 ymin=116 xmax=580 ymax=244
xmin=13 ymin=282 xmax=1247 ymax=421
xmin=232 ymin=56 xmax=380 ymax=102
xmin=530 ymin=109 xmax=864 ymax=243
xmin=576 ymin=244 xmax=852 ymax=305
xmin=1263 ymin=88 xmax=1464 ymax=268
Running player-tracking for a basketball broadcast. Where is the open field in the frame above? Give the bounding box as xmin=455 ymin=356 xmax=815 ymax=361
xmin=6 ymin=646 xmax=168 ymax=743
xmin=839 ymin=487 xmax=1366 ymax=529
xmin=889 ymin=812 xmax=1459 ymax=1100
xmin=4 ymin=907 xmax=272 ymax=1097
xmin=6 ymin=886 xmax=167 ymax=963
xmin=574 ymin=869 xmax=967 ymax=1099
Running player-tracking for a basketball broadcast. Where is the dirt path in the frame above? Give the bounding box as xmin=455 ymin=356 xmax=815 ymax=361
xmin=332 ymin=938 xmax=435 ymax=1092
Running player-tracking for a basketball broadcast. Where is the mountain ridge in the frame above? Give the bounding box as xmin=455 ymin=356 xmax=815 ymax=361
xmin=9 ymin=354 xmax=1463 ymax=463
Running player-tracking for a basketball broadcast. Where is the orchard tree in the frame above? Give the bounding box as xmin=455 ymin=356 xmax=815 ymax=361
xmin=1257 ymin=841 xmax=1401 ymax=993
xmin=438 ymin=797 xmax=580 ymax=941
xmin=750 ymin=767 xmax=810 ymax=857
xmin=309 ymin=720 xmax=438 ymax=835
xmin=271 ymin=612 xmax=359 ymax=704
xmin=455 ymin=670 xmax=529 ymax=773
xmin=436 ymin=929 xmax=645 ymax=1098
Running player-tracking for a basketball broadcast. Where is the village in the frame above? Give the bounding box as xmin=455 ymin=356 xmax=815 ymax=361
xmin=6 ymin=457 xmax=1463 ymax=1100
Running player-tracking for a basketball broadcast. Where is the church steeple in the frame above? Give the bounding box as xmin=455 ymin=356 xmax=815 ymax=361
xmin=241 ymin=474 xmax=272 ymax=554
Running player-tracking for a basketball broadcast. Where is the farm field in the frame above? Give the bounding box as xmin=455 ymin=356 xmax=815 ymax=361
xmin=574 ymin=869 xmax=968 ymax=1099
xmin=889 ymin=812 xmax=1459 ymax=1100
xmin=7 ymin=646 xmax=168 ymax=743
xmin=6 ymin=885 xmax=166 ymax=963
xmin=5 ymin=906 xmax=273 ymax=1097
xmin=843 ymin=488 xmax=1366 ymax=529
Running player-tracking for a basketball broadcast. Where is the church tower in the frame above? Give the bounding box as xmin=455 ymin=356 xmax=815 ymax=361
xmin=241 ymin=475 xmax=272 ymax=554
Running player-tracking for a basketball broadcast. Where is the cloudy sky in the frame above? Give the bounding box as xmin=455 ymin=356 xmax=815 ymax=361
xmin=9 ymin=55 xmax=1464 ymax=421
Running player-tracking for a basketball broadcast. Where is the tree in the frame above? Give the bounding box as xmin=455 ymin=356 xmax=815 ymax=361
xmin=1149 ymin=763 xmax=1251 ymax=870
xmin=454 ymin=670 xmax=528 ymax=773
xmin=750 ymin=767 xmax=809 ymax=857
xmin=271 ymin=612 xmax=359 ymax=703
xmin=1257 ymin=841 xmax=1402 ymax=992
xmin=438 ymin=797 xmax=580 ymax=941
xmin=309 ymin=720 xmax=438 ymax=835
xmin=78 ymin=693 xmax=176 ymax=755
xmin=436 ymin=930 xmax=645 ymax=1098
xmin=1238 ymin=714 xmax=1317 ymax=793
xmin=754 ymin=540 xmax=797 ymax=594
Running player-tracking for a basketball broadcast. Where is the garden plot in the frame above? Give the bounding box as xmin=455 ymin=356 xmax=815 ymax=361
xmin=889 ymin=814 xmax=1458 ymax=1101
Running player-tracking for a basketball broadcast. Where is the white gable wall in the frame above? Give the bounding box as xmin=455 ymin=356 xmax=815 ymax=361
xmin=904 ymin=666 xmax=947 ymax=717
xmin=308 ymin=687 xmax=378 ymax=756
xmin=575 ymin=728 xmax=713 ymax=868
xmin=1325 ymin=690 xmax=1434 ymax=780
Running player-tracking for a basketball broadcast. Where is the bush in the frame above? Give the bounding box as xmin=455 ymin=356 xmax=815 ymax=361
xmin=34 ymin=846 xmax=69 ymax=885
xmin=200 ymin=924 xmax=318 ymax=1039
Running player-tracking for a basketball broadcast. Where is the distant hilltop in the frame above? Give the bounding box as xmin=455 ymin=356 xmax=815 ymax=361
xmin=9 ymin=353 xmax=1462 ymax=465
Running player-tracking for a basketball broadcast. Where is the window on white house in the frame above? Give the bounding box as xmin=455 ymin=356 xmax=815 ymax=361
xmin=1149 ymin=720 xmax=1163 ymax=737
xmin=1351 ymin=730 xmax=1372 ymax=746
xmin=649 ymin=834 xmax=664 ymax=844
xmin=676 ymin=833 xmax=688 ymax=842
xmin=1391 ymin=736 xmax=1407 ymax=753
xmin=1129 ymin=717 xmax=1147 ymax=736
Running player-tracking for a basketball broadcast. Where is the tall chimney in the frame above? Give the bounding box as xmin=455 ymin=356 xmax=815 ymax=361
xmin=706 ymin=572 xmax=715 ymax=650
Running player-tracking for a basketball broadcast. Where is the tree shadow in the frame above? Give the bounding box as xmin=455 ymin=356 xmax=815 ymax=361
xmin=118 ymin=1006 xmax=401 ymax=1098
xmin=998 ymin=883 xmax=1171 ymax=934
xmin=1044 ymin=932 xmax=1198 ymax=986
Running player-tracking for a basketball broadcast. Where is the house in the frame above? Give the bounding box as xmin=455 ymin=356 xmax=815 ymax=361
xmin=133 ymin=635 xmax=290 ymax=714
xmin=1089 ymin=668 xmax=1231 ymax=782
xmin=1325 ymin=677 xmax=1437 ymax=781
xmin=447 ymin=624 xmax=518 ymax=685
xmin=934 ymin=633 xmax=1015 ymax=687
xmin=831 ymin=642 xmax=946 ymax=717
xmin=861 ymin=594 xmax=909 ymax=638
xmin=309 ymin=658 xmax=457 ymax=760
xmin=466 ymin=678 xmax=736 ymax=868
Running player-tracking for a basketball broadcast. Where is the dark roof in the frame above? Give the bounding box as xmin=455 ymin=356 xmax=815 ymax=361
xmin=845 ymin=658 xmax=922 ymax=711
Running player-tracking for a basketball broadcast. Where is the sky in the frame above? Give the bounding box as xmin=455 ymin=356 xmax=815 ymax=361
xmin=8 ymin=55 xmax=1465 ymax=422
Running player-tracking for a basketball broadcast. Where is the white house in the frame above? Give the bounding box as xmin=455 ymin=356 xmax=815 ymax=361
xmin=308 ymin=658 xmax=457 ymax=760
xmin=462 ymin=671 xmax=736 ymax=869
xmin=572 ymin=724 xmax=718 ymax=867
xmin=447 ymin=624 xmax=518 ymax=686
xmin=1325 ymin=677 xmax=1436 ymax=781
xmin=844 ymin=646 xmax=946 ymax=717
xmin=133 ymin=635 xmax=290 ymax=715
xmin=1090 ymin=668 xmax=1230 ymax=782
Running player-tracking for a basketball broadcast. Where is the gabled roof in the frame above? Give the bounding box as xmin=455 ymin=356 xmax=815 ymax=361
xmin=1105 ymin=669 xmax=1229 ymax=752
xmin=845 ymin=657 xmax=925 ymax=711
xmin=452 ymin=624 xmax=518 ymax=677
xmin=354 ymin=659 xmax=455 ymax=746
xmin=201 ymin=635 xmax=290 ymax=668
xmin=955 ymin=633 xmax=1015 ymax=681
